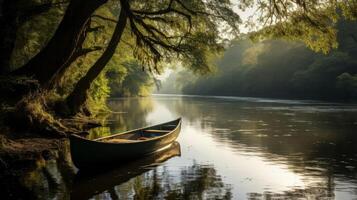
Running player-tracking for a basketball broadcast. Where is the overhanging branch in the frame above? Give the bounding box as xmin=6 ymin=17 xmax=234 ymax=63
xmin=92 ymin=14 xmax=118 ymax=23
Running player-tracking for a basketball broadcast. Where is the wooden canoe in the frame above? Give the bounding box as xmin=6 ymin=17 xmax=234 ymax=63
xmin=70 ymin=118 xmax=182 ymax=169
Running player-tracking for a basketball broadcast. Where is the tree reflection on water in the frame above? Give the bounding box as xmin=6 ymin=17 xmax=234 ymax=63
xmin=130 ymin=164 xmax=232 ymax=200
xmin=88 ymin=97 xmax=154 ymax=140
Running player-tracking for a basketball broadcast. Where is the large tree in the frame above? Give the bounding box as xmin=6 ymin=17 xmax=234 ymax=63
xmin=65 ymin=0 xmax=241 ymax=113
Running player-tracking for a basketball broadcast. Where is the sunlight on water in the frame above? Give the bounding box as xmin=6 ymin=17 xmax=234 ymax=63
xmin=82 ymin=95 xmax=357 ymax=199
xmin=180 ymin=125 xmax=308 ymax=196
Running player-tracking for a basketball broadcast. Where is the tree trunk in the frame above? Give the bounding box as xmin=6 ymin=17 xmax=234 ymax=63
xmin=66 ymin=6 xmax=127 ymax=114
xmin=13 ymin=0 xmax=107 ymax=85
xmin=47 ymin=19 xmax=91 ymax=90
xmin=0 ymin=0 xmax=20 ymax=74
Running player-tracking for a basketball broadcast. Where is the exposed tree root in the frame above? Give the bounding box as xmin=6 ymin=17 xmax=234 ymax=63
xmin=7 ymin=90 xmax=101 ymax=138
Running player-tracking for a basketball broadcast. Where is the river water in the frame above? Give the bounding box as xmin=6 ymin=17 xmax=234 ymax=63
xmin=74 ymin=94 xmax=357 ymax=199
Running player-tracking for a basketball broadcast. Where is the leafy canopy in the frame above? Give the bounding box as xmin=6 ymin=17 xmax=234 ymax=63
xmin=120 ymin=0 xmax=241 ymax=74
xmin=242 ymin=0 xmax=357 ymax=53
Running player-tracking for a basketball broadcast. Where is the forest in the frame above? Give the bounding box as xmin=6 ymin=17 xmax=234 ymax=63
xmin=159 ymin=19 xmax=357 ymax=101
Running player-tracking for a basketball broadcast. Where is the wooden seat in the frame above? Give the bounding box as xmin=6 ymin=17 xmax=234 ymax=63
xmin=107 ymin=138 xmax=136 ymax=143
xmin=138 ymin=137 xmax=150 ymax=140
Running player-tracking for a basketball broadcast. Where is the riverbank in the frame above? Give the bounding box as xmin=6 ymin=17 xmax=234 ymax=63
xmin=0 ymin=115 xmax=99 ymax=172
xmin=0 ymin=131 xmax=75 ymax=199
xmin=0 ymin=96 xmax=104 ymax=198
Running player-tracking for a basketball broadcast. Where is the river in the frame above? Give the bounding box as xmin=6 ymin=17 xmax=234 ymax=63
xmin=68 ymin=94 xmax=357 ymax=199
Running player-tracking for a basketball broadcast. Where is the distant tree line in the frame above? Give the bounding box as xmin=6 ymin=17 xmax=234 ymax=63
xmin=162 ymin=20 xmax=357 ymax=101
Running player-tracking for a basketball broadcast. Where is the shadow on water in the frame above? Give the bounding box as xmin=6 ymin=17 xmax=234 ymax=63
xmin=2 ymin=140 xmax=77 ymax=200
xmin=70 ymin=142 xmax=181 ymax=199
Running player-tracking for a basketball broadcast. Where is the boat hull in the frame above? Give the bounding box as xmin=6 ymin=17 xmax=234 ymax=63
xmin=70 ymin=118 xmax=181 ymax=169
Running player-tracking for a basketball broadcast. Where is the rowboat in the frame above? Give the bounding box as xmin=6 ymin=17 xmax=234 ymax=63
xmin=71 ymin=142 xmax=181 ymax=199
xmin=70 ymin=118 xmax=182 ymax=169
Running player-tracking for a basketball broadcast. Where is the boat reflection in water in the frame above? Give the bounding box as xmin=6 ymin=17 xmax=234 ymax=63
xmin=70 ymin=142 xmax=181 ymax=199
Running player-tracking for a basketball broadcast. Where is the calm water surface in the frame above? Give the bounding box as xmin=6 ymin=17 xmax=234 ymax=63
xmin=81 ymin=95 xmax=357 ymax=199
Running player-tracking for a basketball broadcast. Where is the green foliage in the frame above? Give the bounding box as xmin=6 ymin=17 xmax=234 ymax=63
xmin=157 ymin=69 xmax=198 ymax=94
xmin=161 ymin=20 xmax=357 ymax=101
xmin=107 ymin=61 xmax=155 ymax=97
xmin=240 ymin=0 xmax=357 ymax=54
xmin=250 ymin=20 xmax=338 ymax=54
xmin=10 ymin=0 xmax=66 ymax=69
xmin=87 ymin=72 xmax=111 ymax=112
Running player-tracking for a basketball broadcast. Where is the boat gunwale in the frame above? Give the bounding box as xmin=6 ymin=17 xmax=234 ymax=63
xmin=70 ymin=118 xmax=182 ymax=145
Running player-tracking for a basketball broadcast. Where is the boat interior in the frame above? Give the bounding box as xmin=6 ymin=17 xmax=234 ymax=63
xmin=97 ymin=122 xmax=178 ymax=143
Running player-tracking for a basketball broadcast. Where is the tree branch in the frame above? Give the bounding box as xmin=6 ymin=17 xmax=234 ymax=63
xmin=92 ymin=14 xmax=117 ymax=23
xmin=76 ymin=46 xmax=103 ymax=57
